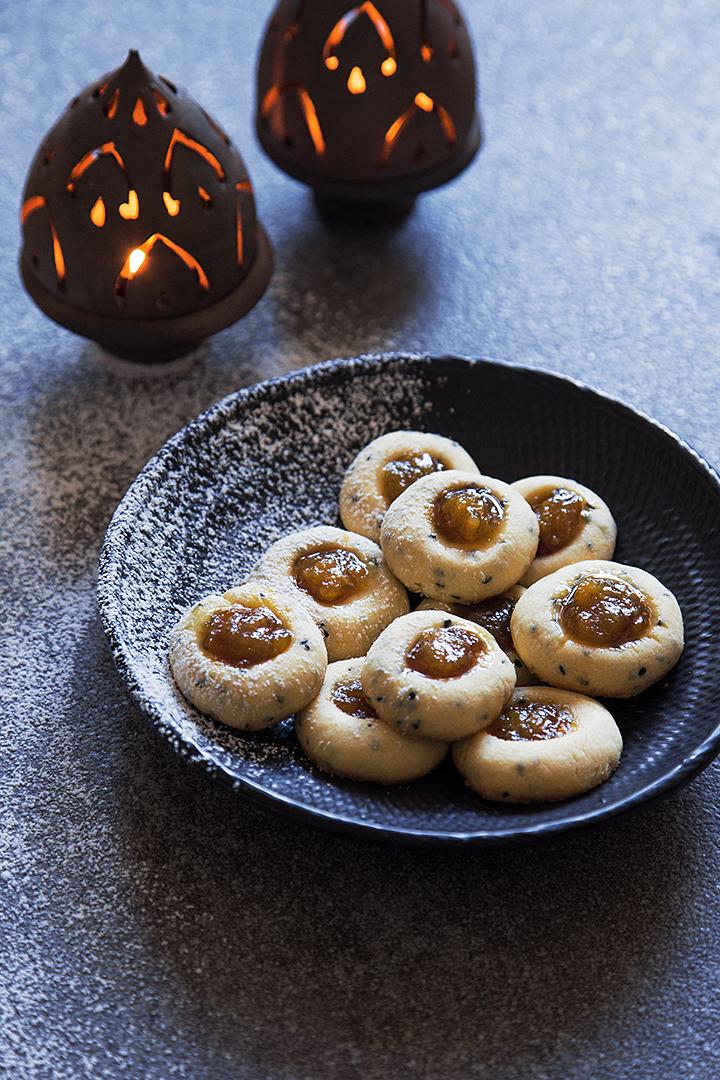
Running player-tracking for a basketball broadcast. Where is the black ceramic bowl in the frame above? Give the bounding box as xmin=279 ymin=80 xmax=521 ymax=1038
xmin=97 ymin=355 xmax=720 ymax=845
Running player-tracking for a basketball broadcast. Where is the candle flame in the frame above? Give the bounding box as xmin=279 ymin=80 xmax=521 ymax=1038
xmin=128 ymin=248 xmax=146 ymax=275
xmin=116 ymin=234 xmax=209 ymax=296
xmin=381 ymin=57 xmax=397 ymax=76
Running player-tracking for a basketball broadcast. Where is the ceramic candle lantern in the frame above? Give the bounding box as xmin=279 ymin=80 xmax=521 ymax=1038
xmin=256 ymin=0 xmax=481 ymax=217
xmin=20 ymin=51 xmax=273 ymax=364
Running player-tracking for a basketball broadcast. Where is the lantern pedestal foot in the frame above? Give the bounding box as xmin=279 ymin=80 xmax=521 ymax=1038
xmin=313 ymin=191 xmax=416 ymax=224
xmin=93 ymin=343 xmax=205 ymax=377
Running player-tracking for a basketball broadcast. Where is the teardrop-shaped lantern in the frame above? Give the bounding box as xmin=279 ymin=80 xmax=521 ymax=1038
xmin=256 ymin=0 xmax=481 ymax=217
xmin=20 ymin=51 xmax=273 ymax=364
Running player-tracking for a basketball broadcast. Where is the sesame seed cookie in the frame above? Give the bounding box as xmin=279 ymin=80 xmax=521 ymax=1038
xmin=361 ymin=609 xmax=516 ymax=742
xmin=380 ymin=470 xmax=539 ymax=604
xmin=512 ymin=475 xmax=617 ymax=585
xmin=511 ymin=560 xmax=684 ymax=697
xmin=453 ymin=686 xmax=623 ymax=803
xmin=169 ymin=582 xmax=327 ymax=730
xmin=296 ymin=659 xmax=448 ymax=784
xmin=417 ymin=586 xmax=536 ymax=686
xmin=339 ymin=430 xmax=480 ymax=543
xmin=251 ymin=525 xmax=409 ymax=662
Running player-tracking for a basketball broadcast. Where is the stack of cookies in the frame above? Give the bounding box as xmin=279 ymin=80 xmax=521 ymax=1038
xmin=170 ymin=431 xmax=684 ymax=804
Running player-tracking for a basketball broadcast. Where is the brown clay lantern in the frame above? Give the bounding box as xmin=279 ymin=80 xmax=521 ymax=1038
xmin=256 ymin=0 xmax=481 ymax=217
xmin=20 ymin=51 xmax=273 ymax=364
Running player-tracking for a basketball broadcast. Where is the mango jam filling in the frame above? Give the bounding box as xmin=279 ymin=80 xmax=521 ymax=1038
xmin=406 ymin=624 xmax=486 ymax=679
xmin=449 ymin=595 xmax=516 ymax=653
xmin=530 ymin=486 xmax=588 ymax=556
xmin=433 ymin=485 xmax=505 ymax=547
xmin=489 ymin=698 xmax=576 ymax=742
xmin=381 ymin=451 xmax=447 ymax=504
xmin=294 ymin=546 xmax=369 ymax=606
xmin=558 ymin=575 xmax=653 ymax=647
xmin=199 ymin=603 xmax=292 ymax=668
xmin=332 ymin=677 xmax=377 ymax=720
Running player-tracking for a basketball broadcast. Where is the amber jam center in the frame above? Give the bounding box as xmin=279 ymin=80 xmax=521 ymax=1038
xmin=531 ymin=486 xmax=588 ymax=556
xmin=433 ymin=485 xmax=505 ymax=547
xmin=293 ymin=546 xmax=369 ymax=606
xmin=558 ymin=575 xmax=653 ymax=647
xmin=381 ymin=451 xmax=447 ymax=505
xmin=331 ymin=677 xmax=377 ymax=720
xmin=448 ymin=595 xmax=516 ymax=653
xmin=489 ymin=699 xmax=576 ymax=742
xmin=406 ymin=625 xmax=486 ymax=680
xmin=199 ymin=603 xmax=292 ymax=669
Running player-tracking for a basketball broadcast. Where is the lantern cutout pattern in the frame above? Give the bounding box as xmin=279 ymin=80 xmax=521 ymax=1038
xmin=20 ymin=51 xmax=273 ymax=363
xmin=257 ymin=0 xmax=481 ymax=213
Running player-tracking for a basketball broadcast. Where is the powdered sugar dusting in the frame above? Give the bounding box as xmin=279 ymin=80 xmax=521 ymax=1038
xmin=99 ymin=356 xmax=435 ymax=778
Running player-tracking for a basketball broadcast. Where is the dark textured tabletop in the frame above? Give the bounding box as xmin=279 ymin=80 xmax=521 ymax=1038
xmin=2 ymin=1 xmax=720 ymax=1077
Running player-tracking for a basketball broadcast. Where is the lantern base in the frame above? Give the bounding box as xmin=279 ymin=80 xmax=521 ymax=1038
xmin=313 ymin=192 xmax=416 ymax=224
xmin=258 ymin=114 xmax=482 ymax=216
xmin=20 ymin=226 xmax=273 ymax=367
xmin=94 ymin=344 xmax=204 ymax=378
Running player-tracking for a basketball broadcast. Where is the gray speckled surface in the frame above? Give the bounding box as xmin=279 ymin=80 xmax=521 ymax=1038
xmin=2 ymin=1 xmax=720 ymax=1077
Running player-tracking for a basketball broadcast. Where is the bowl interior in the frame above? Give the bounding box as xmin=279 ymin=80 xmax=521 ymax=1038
xmin=98 ymin=355 xmax=720 ymax=843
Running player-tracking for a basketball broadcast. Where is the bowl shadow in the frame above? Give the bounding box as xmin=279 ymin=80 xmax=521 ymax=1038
xmin=83 ymin=610 xmax=703 ymax=1079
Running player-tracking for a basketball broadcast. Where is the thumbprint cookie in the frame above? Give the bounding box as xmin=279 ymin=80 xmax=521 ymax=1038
xmin=361 ymin=609 xmax=516 ymax=742
xmin=417 ymin=587 xmax=536 ymax=686
xmin=453 ymin=686 xmax=623 ymax=802
xmin=380 ymin=470 xmax=539 ymax=603
xmin=296 ymin=659 xmax=448 ymax=784
xmin=339 ymin=430 xmax=479 ymax=543
xmin=512 ymin=475 xmax=617 ymax=585
xmin=169 ymin=583 xmax=327 ymax=730
xmin=511 ymin=560 xmax=684 ymax=697
xmin=252 ymin=525 xmax=409 ymax=661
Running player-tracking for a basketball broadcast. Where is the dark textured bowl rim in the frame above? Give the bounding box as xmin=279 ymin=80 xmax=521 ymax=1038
xmin=97 ymin=354 xmax=720 ymax=846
